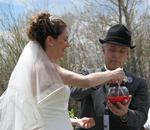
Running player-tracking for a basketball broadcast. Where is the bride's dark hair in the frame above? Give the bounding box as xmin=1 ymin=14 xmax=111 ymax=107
xmin=27 ymin=12 xmax=67 ymax=49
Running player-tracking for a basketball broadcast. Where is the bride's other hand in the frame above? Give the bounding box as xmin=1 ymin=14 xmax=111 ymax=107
xmin=76 ymin=117 xmax=95 ymax=129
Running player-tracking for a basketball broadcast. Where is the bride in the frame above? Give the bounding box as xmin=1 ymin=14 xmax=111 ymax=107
xmin=0 ymin=12 xmax=125 ymax=130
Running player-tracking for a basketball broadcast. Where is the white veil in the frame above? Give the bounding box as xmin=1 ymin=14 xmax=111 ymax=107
xmin=0 ymin=41 xmax=63 ymax=130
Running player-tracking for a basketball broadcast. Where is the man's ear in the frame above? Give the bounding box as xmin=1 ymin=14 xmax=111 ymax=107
xmin=127 ymin=48 xmax=130 ymax=57
xmin=102 ymin=46 xmax=105 ymax=53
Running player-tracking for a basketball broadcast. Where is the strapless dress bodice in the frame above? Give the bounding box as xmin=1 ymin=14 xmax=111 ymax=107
xmin=38 ymin=86 xmax=73 ymax=130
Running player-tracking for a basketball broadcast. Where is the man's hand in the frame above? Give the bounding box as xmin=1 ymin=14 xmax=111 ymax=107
xmin=108 ymin=95 xmax=132 ymax=117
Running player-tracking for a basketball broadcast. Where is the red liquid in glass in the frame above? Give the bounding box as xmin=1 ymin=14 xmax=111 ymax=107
xmin=108 ymin=95 xmax=130 ymax=103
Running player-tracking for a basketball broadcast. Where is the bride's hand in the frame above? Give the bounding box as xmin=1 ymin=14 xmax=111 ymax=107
xmin=109 ymin=68 xmax=126 ymax=84
xmin=76 ymin=117 xmax=95 ymax=129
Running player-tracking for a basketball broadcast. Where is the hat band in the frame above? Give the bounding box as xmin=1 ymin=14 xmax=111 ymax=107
xmin=104 ymin=36 xmax=131 ymax=46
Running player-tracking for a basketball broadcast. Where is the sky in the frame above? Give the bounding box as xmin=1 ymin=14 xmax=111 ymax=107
xmin=0 ymin=0 xmax=86 ymax=32
xmin=0 ymin=0 xmax=84 ymax=16
xmin=0 ymin=0 xmax=150 ymax=17
xmin=0 ymin=0 xmax=150 ymax=23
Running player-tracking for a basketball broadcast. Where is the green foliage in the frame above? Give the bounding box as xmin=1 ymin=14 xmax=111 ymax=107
xmin=69 ymin=108 xmax=76 ymax=118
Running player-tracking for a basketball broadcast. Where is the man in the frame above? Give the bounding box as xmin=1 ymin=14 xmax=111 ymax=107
xmin=70 ymin=24 xmax=149 ymax=130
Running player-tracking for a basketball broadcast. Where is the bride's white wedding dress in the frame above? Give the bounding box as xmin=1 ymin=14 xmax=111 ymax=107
xmin=38 ymin=86 xmax=73 ymax=130
xmin=0 ymin=41 xmax=73 ymax=130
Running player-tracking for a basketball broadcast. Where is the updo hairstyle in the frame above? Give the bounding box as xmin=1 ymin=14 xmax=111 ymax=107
xmin=27 ymin=12 xmax=67 ymax=49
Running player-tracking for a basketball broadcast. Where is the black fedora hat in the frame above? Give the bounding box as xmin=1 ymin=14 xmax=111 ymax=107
xmin=99 ymin=24 xmax=136 ymax=49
